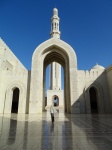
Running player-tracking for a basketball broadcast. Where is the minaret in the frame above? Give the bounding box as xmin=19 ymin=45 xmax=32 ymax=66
xmin=50 ymin=8 xmax=60 ymax=39
xmin=50 ymin=62 xmax=61 ymax=90
xmin=49 ymin=8 xmax=61 ymax=90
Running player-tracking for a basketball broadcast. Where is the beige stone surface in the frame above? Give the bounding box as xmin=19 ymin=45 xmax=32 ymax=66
xmin=0 ymin=38 xmax=28 ymax=114
xmin=47 ymin=90 xmax=64 ymax=107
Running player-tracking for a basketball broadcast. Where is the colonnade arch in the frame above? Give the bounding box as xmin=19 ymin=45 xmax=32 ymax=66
xmin=29 ymin=38 xmax=77 ymax=114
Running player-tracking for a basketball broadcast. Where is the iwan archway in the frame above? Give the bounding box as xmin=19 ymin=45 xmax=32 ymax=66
xmin=43 ymin=51 xmax=66 ymax=110
xmin=29 ymin=38 xmax=78 ymax=114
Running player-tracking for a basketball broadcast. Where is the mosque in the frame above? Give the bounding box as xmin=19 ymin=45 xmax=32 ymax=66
xmin=0 ymin=8 xmax=112 ymax=114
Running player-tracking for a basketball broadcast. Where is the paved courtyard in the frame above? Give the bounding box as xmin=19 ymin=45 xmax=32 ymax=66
xmin=0 ymin=108 xmax=112 ymax=150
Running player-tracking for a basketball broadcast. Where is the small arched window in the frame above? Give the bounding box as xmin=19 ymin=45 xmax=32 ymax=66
xmin=55 ymin=22 xmax=56 ymax=29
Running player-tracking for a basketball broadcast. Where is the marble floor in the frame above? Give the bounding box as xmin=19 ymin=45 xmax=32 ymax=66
xmin=0 ymin=108 xmax=112 ymax=150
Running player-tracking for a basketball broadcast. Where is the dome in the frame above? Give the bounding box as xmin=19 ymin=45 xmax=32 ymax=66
xmin=92 ymin=64 xmax=105 ymax=70
xmin=53 ymin=8 xmax=58 ymax=16
xmin=53 ymin=8 xmax=58 ymax=11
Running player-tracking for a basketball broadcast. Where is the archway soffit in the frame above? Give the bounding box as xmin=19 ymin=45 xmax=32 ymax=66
xmin=33 ymin=38 xmax=77 ymax=62
xmin=44 ymin=51 xmax=65 ymax=67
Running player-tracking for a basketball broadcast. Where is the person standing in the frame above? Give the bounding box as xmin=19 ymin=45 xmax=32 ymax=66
xmin=50 ymin=105 xmax=57 ymax=123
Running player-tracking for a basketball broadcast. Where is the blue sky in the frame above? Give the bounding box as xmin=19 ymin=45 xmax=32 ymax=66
xmin=0 ymin=0 xmax=112 ymax=71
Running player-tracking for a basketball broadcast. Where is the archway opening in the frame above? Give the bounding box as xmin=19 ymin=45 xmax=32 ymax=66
xmin=43 ymin=50 xmax=69 ymax=112
xmin=11 ymin=88 xmax=20 ymax=113
xmin=89 ymin=87 xmax=98 ymax=114
xmin=44 ymin=62 xmax=64 ymax=109
xmin=53 ymin=95 xmax=59 ymax=106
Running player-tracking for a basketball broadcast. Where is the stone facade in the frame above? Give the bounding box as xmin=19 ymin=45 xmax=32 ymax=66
xmin=47 ymin=90 xmax=64 ymax=107
xmin=0 ymin=38 xmax=28 ymax=114
xmin=0 ymin=8 xmax=112 ymax=114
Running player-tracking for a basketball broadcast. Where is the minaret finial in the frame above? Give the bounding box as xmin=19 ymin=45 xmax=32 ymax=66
xmin=50 ymin=8 xmax=61 ymax=39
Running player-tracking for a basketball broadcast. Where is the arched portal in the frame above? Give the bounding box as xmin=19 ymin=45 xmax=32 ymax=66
xmin=4 ymin=82 xmax=27 ymax=114
xmin=84 ymin=82 xmax=105 ymax=114
xmin=11 ymin=88 xmax=20 ymax=113
xmin=29 ymin=38 xmax=77 ymax=114
xmin=43 ymin=52 xmax=66 ymax=110
xmin=52 ymin=95 xmax=59 ymax=106
xmin=89 ymin=87 xmax=98 ymax=113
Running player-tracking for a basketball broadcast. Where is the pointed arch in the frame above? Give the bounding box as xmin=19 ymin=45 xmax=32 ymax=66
xmin=11 ymin=87 xmax=20 ymax=113
xmin=4 ymin=81 xmax=27 ymax=114
xmin=29 ymin=38 xmax=78 ymax=114
xmin=32 ymin=38 xmax=77 ymax=69
xmin=52 ymin=95 xmax=59 ymax=107
xmin=89 ymin=87 xmax=98 ymax=113
xmin=84 ymin=82 xmax=105 ymax=113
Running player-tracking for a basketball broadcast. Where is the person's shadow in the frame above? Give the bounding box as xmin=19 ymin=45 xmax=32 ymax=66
xmin=50 ymin=123 xmax=54 ymax=133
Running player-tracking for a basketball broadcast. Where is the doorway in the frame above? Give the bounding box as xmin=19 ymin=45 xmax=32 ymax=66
xmin=53 ymin=95 xmax=59 ymax=106
xmin=89 ymin=87 xmax=98 ymax=113
xmin=11 ymin=88 xmax=20 ymax=113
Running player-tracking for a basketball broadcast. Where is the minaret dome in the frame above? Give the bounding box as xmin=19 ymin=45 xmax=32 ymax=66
xmin=53 ymin=8 xmax=58 ymax=15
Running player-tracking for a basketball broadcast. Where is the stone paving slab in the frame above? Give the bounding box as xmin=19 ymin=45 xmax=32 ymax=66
xmin=0 ymin=110 xmax=112 ymax=149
